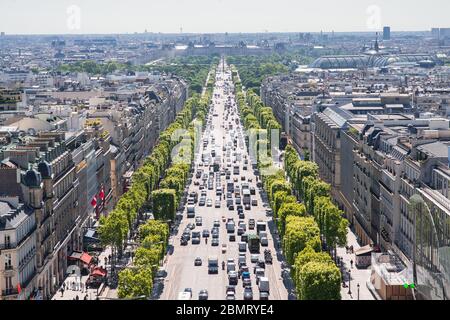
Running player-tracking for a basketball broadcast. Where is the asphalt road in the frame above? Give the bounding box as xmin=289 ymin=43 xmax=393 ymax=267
xmin=159 ymin=60 xmax=289 ymax=301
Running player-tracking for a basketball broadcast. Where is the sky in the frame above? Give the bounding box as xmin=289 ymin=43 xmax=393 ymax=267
xmin=0 ymin=0 xmax=449 ymax=35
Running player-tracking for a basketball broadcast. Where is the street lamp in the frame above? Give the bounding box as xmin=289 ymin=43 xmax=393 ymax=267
xmin=347 ymin=269 xmax=352 ymax=295
xmin=357 ymin=283 xmax=360 ymax=300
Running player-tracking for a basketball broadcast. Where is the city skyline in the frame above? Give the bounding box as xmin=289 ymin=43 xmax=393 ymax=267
xmin=0 ymin=0 xmax=449 ymax=35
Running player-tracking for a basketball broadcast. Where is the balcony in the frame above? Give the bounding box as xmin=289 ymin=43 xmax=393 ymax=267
xmin=0 ymin=242 xmax=14 ymax=250
xmin=2 ymin=288 xmax=19 ymax=296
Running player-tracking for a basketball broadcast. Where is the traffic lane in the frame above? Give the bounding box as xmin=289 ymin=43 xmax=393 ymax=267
xmin=162 ymin=69 xmax=287 ymax=300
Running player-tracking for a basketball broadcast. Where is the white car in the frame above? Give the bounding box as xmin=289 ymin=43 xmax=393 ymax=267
xmin=207 ymin=199 xmax=213 ymax=207
xmin=221 ymin=244 xmax=227 ymax=253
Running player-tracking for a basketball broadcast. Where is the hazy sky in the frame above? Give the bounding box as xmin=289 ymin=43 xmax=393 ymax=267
xmin=0 ymin=0 xmax=449 ymax=34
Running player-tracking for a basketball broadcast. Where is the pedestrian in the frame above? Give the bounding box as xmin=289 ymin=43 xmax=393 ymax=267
xmin=345 ymin=245 xmax=348 ymax=253
xmin=104 ymin=256 xmax=108 ymax=266
xmin=75 ymin=295 xmax=79 ymax=300
xmin=61 ymin=288 xmax=64 ymax=297
xmin=84 ymin=294 xmax=88 ymax=300
xmin=62 ymin=282 xmax=66 ymax=290
xmin=80 ymin=282 xmax=84 ymax=291
xmin=350 ymin=259 xmax=353 ymax=268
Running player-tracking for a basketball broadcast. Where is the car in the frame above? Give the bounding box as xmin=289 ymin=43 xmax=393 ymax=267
xmin=237 ymin=227 xmax=244 ymax=236
xmin=260 ymin=237 xmax=269 ymax=246
xmin=239 ymin=265 xmax=249 ymax=277
xmin=202 ymin=229 xmax=210 ymax=238
xmin=213 ymin=220 xmax=220 ymax=227
xmin=251 ymin=199 xmax=258 ymax=206
xmin=192 ymin=237 xmax=200 ymax=245
xmin=243 ymin=287 xmax=253 ymax=300
xmin=187 ymin=197 xmax=195 ymax=205
xmin=228 ymin=204 xmax=235 ymax=210
xmin=255 ymin=268 xmax=265 ymax=284
xmin=187 ymin=223 xmax=195 ymax=230
xmin=221 ymin=244 xmax=227 ymax=253
xmin=184 ymin=288 xmax=193 ymax=298
xmin=182 ymin=231 xmax=191 ymax=241
xmin=215 ymin=200 xmax=221 ymax=208
xmin=249 ymin=219 xmax=255 ymax=229
xmin=207 ymin=199 xmax=213 ymax=207
xmin=228 ymin=271 xmax=238 ymax=285
xmin=259 ymin=292 xmax=269 ymax=300
xmin=180 ymin=237 xmax=188 ymax=246
xmin=194 ymin=257 xmax=202 ymax=266
xmin=245 ymin=203 xmax=251 ymax=210
xmin=195 ymin=217 xmax=202 ymax=226
xmin=211 ymin=239 xmax=219 ymax=246
xmin=226 ymin=292 xmax=236 ymax=300
xmin=239 ymin=212 xmax=245 ymax=219
xmin=251 ymin=254 xmax=259 ymax=263
xmin=187 ymin=206 xmax=195 ymax=218
xmin=199 ymin=290 xmax=208 ymax=300
xmin=229 ymin=234 xmax=236 ymax=242
xmin=242 ymin=278 xmax=252 ymax=288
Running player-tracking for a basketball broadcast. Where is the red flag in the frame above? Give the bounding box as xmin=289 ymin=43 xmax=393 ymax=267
xmin=99 ymin=188 xmax=105 ymax=201
xmin=90 ymin=196 xmax=97 ymax=208
xmin=17 ymin=283 xmax=22 ymax=294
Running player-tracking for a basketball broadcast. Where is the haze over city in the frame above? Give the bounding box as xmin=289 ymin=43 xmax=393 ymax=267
xmin=1 ymin=0 xmax=450 ymax=34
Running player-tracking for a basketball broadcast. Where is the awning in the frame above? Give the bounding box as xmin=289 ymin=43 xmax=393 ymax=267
xmin=68 ymin=251 xmax=93 ymax=265
xmin=80 ymin=252 xmax=93 ymax=265
xmin=91 ymin=267 xmax=107 ymax=277
xmin=355 ymin=244 xmax=374 ymax=256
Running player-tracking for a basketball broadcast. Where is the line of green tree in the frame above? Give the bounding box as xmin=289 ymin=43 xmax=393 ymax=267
xmin=99 ymin=66 xmax=216 ymax=298
xmin=232 ymin=63 xmax=346 ymax=300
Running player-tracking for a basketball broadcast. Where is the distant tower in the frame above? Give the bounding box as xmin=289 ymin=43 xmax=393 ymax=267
xmin=180 ymin=27 xmax=183 ymax=34
xmin=374 ymin=32 xmax=379 ymax=52
xmin=383 ymin=26 xmax=391 ymax=40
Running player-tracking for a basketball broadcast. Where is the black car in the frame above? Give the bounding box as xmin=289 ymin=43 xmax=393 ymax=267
xmin=243 ymin=287 xmax=253 ymax=300
xmin=194 ymin=257 xmax=202 ymax=266
xmin=187 ymin=223 xmax=195 ymax=230
xmin=192 ymin=237 xmax=201 ymax=244
xmin=199 ymin=290 xmax=209 ymax=300
xmin=182 ymin=231 xmax=191 ymax=241
xmin=202 ymin=229 xmax=210 ymax=238
xmin=229 ymin=234 xmax=236 ymax=242
xmin=180 ymin=237 xmax=188 ymax=246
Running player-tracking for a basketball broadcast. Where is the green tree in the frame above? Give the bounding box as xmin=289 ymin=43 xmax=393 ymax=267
xmin=117 ymin=267 xmax=153 ymax=299
xmin=296 ymin=261 xmax=341 ymax=300
xmin=283 ymin=216 xmax=321 ymax=265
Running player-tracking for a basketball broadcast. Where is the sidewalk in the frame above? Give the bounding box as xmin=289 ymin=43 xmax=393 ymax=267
xmin=52 ymin=245 xmax=124 ymax=300
xmin=337 ymin=227 xmax=375 ymax=300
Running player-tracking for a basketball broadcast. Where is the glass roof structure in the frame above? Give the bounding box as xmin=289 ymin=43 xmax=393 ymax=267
xmin=310 ymin=54 xmax=437 ymax=69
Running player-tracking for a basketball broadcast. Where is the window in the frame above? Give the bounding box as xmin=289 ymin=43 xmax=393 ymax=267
xmin=5 ymin=276 xmax=12 ymax=290
xmin=5 ymin=253 xmax=12 ymax=269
